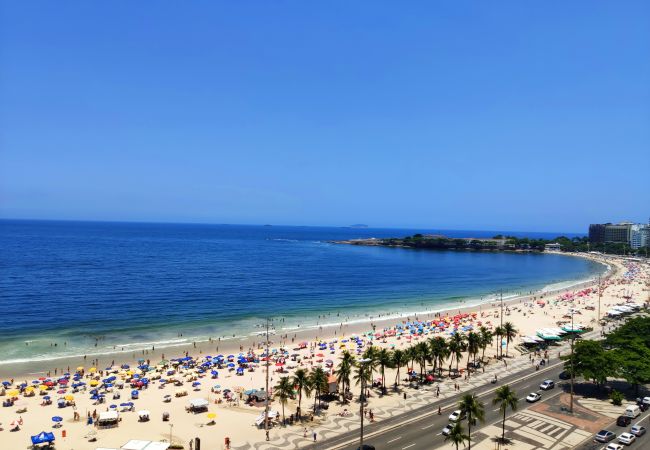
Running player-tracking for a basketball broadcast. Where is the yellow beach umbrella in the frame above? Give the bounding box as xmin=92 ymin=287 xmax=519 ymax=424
xmin=39 ymin=385 xmax=49 ymax=391
xmin=7 ymin=389 xmax=19 ymax=397
xmin=76 ymin=366 xmax=84 ymax=371
xmin=207 ymin=412 xmax=216 ymax=419
xmin=89 ymin=367 xmax=97 ymax=373
xmin=24 ymin=386 xmax=34 ymax=393
xmin=89 ymin=380 xmax=99 ymax=386
xmin=64 ymin=394 xmax=74 ymax=401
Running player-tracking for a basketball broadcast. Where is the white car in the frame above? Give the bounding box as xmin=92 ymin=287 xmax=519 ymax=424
xmin=526 ymin=392 xmax=542 ymax=403
xmin=448 ymin=410 xmax=464 ymax=422
xmin=618 ymin=433 xmax=636 ymax=445
xmin=604 ymin=444 xmax=624 ymax=450
xmin=442 ymin=423 xmax=454 ymax=436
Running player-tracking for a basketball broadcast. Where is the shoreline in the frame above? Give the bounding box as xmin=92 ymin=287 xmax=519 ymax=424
xmin=0 ymin=252 xmax=612 ymax=380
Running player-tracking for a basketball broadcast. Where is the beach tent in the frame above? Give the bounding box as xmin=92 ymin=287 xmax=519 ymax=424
xmin=31 ymin=431 xmax=55 ymax=445
xmin=255 ymin=410 xmax=279 ymax=426
xmin=120 ymin=440 xmax=169 ymax=450
xmin=98 ymin=410 xmax=119 ymax=426
xmin=188 ymin=398 xmax=209 ymax=412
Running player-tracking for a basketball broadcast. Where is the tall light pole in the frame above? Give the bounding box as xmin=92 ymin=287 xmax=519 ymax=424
xmin=264 ymin=317 xmax=271 ymax=441
xmin=597 ymin=275 xmax=602 ymax=334
xmin=569 ymin=310 xmax=575 ymax=414
xmin=358 ymin=358 xmax=372 ymax=450
xmin=500 ymin=289 xmax=504 ymax=329
xmin=169 ymin=423 xmax=173 ymax=446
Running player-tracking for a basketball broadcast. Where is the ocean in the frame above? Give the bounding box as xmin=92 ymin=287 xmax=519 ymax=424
xmin=0 ymin=220 xmax=605 ymax=367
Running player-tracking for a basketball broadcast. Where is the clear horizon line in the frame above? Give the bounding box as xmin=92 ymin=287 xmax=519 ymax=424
xmin=0 ymin=216 xmax=586 ymax=236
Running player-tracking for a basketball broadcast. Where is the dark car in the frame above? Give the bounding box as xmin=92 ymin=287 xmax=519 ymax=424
xmin=617 ymin=416 xmax=632 ymax=427
xmin=558 ymin=371 xmax=571 ymax=380
xmin=595 ymin=430 xmax=617 ymax=443
xmin=356 ymin=446 xmax=375 ymax=450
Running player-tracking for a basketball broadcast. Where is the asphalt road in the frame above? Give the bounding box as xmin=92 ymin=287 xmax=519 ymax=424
xmin=313 ymin=359 xmax=569 ymax=450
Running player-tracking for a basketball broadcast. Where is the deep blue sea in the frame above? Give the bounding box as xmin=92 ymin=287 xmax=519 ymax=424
xmin=0 ymin=220 xmax=605 ymax=366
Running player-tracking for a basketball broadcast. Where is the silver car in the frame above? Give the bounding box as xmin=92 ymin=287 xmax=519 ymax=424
xmin=630 ymin=424 xmax=646 ymax=437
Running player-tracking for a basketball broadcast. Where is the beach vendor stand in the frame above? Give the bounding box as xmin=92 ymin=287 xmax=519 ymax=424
xmin=97 ymin=410 xmax=119 ymax=428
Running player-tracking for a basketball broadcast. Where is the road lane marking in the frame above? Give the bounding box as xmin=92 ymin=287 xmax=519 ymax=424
xmin=421 ymin=424 xmax=435 ymax=429
xmin=387 ymin=436 xmax=402 ymax=443
xmin=402 ymin=444 xmax=416 ymax=449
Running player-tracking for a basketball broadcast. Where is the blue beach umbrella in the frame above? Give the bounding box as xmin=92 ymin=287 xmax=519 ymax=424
xmin=51 ymin=416 xmax=63 ymax=423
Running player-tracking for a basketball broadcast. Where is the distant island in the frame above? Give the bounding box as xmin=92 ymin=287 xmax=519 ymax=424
xmin=347 ymin=224 xmax=369 ymax=228
xmin=333 ymin=234 xmax=594 ymax=253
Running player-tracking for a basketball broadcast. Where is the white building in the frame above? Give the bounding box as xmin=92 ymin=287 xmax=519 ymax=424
xmin=545 ymin=243 xmax=562 ymax=252
xmin=630 ymin=224 xmax=650 ymax=249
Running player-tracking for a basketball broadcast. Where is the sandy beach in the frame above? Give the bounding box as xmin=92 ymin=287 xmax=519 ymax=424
xmin=1 ymin=254 xmax=648 ymax=450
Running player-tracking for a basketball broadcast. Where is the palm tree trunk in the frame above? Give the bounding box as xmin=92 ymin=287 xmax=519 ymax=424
xmin=501 ymin=407 xmax=506 ymax=442
xmin=282 ymin=403 xmax=285 ymax=426
xmin=298 ymin=390 xmax=302 ymax=420
xmin=467 ymin=412 xmax=472 ymax=450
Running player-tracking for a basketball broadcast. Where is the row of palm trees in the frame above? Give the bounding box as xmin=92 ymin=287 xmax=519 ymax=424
xmin=272 ymin=322 xmax=518 ymax=427
xmin=446 ymin=385 xmax=519 ymax=450
xmin=273 ymin=366 xmax=329 ymax=425
xmin=333 ymin=323 xmax=518 ymax=394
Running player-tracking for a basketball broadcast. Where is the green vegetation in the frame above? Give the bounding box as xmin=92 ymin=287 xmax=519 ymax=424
xmin=562 ymin=315 xmax=650 ymax=394
xmin=609 ymin=389 xmax=624 ymax=406
xmin=458 ymin=393 xmax=485 ymax=450
xmin=445 ymin=422 xmax=470 ymax=450
xmin=492 ymin=385 xmax=519 ymax=443
xmin=357 ymin=234 xmax=650 ymax=256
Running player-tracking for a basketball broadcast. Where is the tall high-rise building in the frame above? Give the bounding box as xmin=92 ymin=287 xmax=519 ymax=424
xmin=589 ymin=222 xmax=632 ymax=244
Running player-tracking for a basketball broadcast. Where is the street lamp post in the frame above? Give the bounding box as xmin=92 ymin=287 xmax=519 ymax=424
xmin=358 ymin=358 xmax=372 ymax=450
xmin=169 ymin=423 xmax=173 ymax=446
xmin=264 ymin=317 xmax=271 ymax=441
xmin=569 ymin=310 xmax=575 ymax=414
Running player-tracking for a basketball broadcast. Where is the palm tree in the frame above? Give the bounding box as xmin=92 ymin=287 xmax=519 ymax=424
xmin=502 ymin=322 xmax=518 ymax=358
xmin=354 ymin=358 xmax=373 ymax=401
xmin=448 ymin=333 xmax=466 ymax=375
xmin=362 ymin=346 xmax=379 ymax=383
xmin=273 ymin=376 xmax=294 ymax=426
xmin=492 ymin=385 xmax=518 ymax=444
xmin=415 ymin=341 xmax=430 ymax=383
xmin=392 ymin=349 xmax=407 ymax=389
xmin=335 ymin=350 xmax=354 ymax=402
xmin=309 ymin=367 xmax=328 ymax=412
xmin=445 ymin=422 xmax=469 ymax=450
xmin=478 ymin=326 xmax=493 ymax=363
xmin=377 ymin=348 xmax=393 ymax=392
xmin=458 ymin=393 xmax=485 ymax=450
xmin=292 ymin=368 xmax=310 ymax=418
xmin=405 ymin=345 xmax=418 ymax=380
xmin=465 ymin=332 xmax=480 ymax=376
xmin=494 ymin=325 xmax=505 ymax=359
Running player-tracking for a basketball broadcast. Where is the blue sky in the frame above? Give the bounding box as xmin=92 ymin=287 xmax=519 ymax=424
xmin=1 ymin=2 xmax=648 ymax=232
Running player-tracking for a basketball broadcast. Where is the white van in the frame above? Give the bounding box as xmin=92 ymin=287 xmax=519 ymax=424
xmin=625 ymin=405 xmax=641 ymax=418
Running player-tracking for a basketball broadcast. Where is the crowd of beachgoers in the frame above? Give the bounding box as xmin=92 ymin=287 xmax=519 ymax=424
xmin=0 ymin=255 xmax=647 ymax=450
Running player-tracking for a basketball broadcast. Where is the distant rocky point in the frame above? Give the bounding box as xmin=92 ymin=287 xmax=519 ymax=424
xmin=347 ymin=224 xmax=369 ymax=228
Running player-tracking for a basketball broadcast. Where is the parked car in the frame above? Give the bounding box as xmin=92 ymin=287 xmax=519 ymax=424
xmin=448 ymin=410 xmax=465 ymax=422
xmin=618 ymin=432 xmax=636 ymax=445
xmin=630 ymin=424 xmax=646 ymax=437
xmin=604 ymin=444 xmax=624 ymax=450
xmin=442 ymin=423 xmax=454 ymax=436
xmin=526 ymin=392 xmax=542 ymax=403
xmin=595 ymin=430 xmax=617 ymax=443
xmin=617 ymin=416 xmax=632 ymax=427
xmin=539 ymin=380 xmax=555 ymax=390
xmin=558 ymin=371 xmax=571 ymax=380
xmin=624 ymin=405 xmax=640 ymax=418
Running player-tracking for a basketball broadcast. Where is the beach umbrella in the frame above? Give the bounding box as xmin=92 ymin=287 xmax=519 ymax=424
xmin=51 ymin=416 xmax=63 ymax=423
xmin=207 ymin=412 xmax=216 ymax=419
xmin=64 ymin=394 xmax=74 ymax=401
xmin=192 ymin=381 xmax=201 ymax=387
xmin=7 ymin=389 xmax=19 ymax=397
xmin=43 ymin=395 xmax=51 ymax=400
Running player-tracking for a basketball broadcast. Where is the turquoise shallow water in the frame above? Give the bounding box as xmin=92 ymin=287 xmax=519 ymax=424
xmin=0 ymin=220 xmax=605 ymax=365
